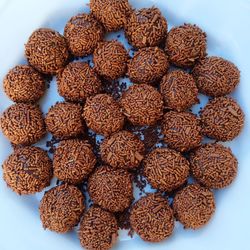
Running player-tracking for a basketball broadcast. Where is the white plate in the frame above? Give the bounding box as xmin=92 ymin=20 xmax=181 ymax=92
xmin=0 ymin=0 xmax=250 ymax=250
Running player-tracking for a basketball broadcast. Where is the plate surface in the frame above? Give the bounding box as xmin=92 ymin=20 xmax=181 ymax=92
xmin=0 ymin=0 xmax=250 ymax=250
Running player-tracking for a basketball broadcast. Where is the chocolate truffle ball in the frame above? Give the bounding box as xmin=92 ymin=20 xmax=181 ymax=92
xmin=3 ymin=65 xmax=46 ymax=103
xmin=100 ymin=130 xmax=144 ymax=169
xmin=160 ymin=70 xmax=199 ymax=111
xmin=190 ymin=144 xmax=238 ymax=189
xmin=64 ymin=13 xmax=104 ymax=57
xmin=25 ymin=28 xmax=69 ymax=74
xmin=173 ymin=184 xmax=215 ymax=229
xmin=2 ymin=146 xmax=52 ymax=195
xmin=88 ymin=166 xmax=133 ymax=212
xmin=90 ymin=0 xmax=132 ymax=32
xmin=125 ymin=7 xmax=167 ymax=49
xmin=57 ymin=62 xmax=102 ymax=102
xmin=93 ymin=40 xmax=128 ymax=80
xmin=40 ymin=184 xmax=85 ymax=233
xmin=83 ymin=94 xmax=124 ymax=136
xmin=45 ymin=102 xmax=84 ymax=139
xmin=0 ymin=103 xmax=46 ymax=145
xmin=162 ymin=111 xmax=202 ymax=152
xmin=165 ymin=24 xmax=207 ymax=67
xmin=79 ymin=206 xmax=118 ymax=250
xmin=130 ymin=193 xmax=174 ymax=242
xmin=128 ymin=47 xmax=169 ymax=85
xmin=200 ymin=96 xmax=244 ymax=141
xmin=144 ymin=148 xmax=189 ymax=192
xmin=192 ymin=56 xmax=240 ymax=97
xmin=120 ymin=84 xmax=163 ymax=126
xmin=53 ymin=139 xmax=96 ymax=184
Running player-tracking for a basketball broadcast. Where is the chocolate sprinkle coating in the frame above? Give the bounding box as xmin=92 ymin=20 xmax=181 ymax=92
xmin=160 ymin=70 xmax=199 ymax=111
xmin=0 ymin=103 xmax=46 ymax=145
xmin=53 ymin=139 xmax=96 ymax=184
xmin=120 ymin=84 xmax=164 ymax=126
xmin=78 ymin=206 xmax=118 ymax=250
xmin=165 ymin=24 xmax=207 ymax=68
xmin=100 ymin=130 xmax=144 ymax=169
xmin=125 ymin=7 xmax=167 ymax=49
xmin=40 ymin=184 xmax=85 ymax=233
xmin=190 ymin=144 xmax=238 ymax=189
xmin=144 ymin=148 xmax=190 ymax=192
xmin=128 ymin=47 xmax=169 ymax=85
xmin=173 ymin=184 xmax=215 ymax=229
xmin=2 ymin=146 xmax=52 ymax=195
xmin=25 ymin=28 xmax=69 ymax=75
xmin=130 ymin=193 xmax=174 ymax=242
xmin=57 ymin=62 xmax=102 ymax=102
xmin=3 ymin=65 xmax=46 ymax=103
xmin=200 ymin=96 xmax=244 ymax=141
xmin=88 ymin=166 xmax=133 ymax=212
xmin=162 ymin=111 xmax=202 ymax=152
xmin=192 ymin=56 xmax=240 ymax=97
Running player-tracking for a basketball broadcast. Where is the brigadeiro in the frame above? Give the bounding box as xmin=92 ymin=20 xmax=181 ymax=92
xmin=160 ymin=70 xmax=199 ymax=111
xmin=83 ymin=94 xmax=125 ymax=136
xmin=128 ymin=47 xmax=169 ymax=85
xmin=192 ymin=56 xmax=240 ymax=97
xmin=0 ymin=103 xmax=46 ymax=145
xmin=25 ymin=28 xmax=69 ymax=75
xmin=53 ymin=139 xmax=96 ymax=184
xmin=57 ymin=62 xmax=102 ymax=102
xmin=200 ymin=96 xmax=244 ymax=141
xmin=144 ymin=148 xmax=189 ymax=192
xmin=39 ymin=184 xmax=85 ymax=233
xmin=100 ymin=130 xmax=144 ymax=170
xmin=88 ymin=166 xmax=133 ymax=212
xmin=120 ymin=84 xmax=163 ymax=126
xmin=90 ymin=0 xmax=132 ymax=32
xmin=78 ymin=206 xmax=118 ymax=250
xmin=93 ymin=40 xmax=128 ymax=80
xmin=165 ymin=24 xmax=207 ymax=68
xmin=162 ymin=111 xmax=202 ymax=152
xmin=45 ymin=102 xmax=84 ymax=139
xmin=190 ymin=144 xmax=238 ymax=189
xmin=3 ymin=65 xmax=46 ymax=103
xmin=2 ymin=146 xmax=52 ymax=195
xmin=130 ymin=193 xmax=174 ymax=242
xmin=173 ymin=184 xmax=215 ymax=229
xmin=125 ymin=7 xmax=167 ymax=49
xmin=64 ymin=13 xmax=104 ymax=57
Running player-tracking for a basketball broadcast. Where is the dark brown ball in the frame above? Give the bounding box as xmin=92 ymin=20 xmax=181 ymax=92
xmin=125 ymin=7 xmax=167 ymax=49
xmin=130 ymin=193 xmax=174 ymax=242
xmin=78 ymin=206 xmax=118 ymax=250
xmin=2 ymin=146 xmax=52 ymax=195
xmin=100 ymin=130 xmax=144 ymax=169
xmin=160 ymin=70 xmax=199 ymax=111
xmin=83 ymin=94 xmax=125 ymax=136
xmin=57 ymin=62 xmax=102 ymax=102
xmin=173 ymin=184 xmax=215 ymax=229
xmin=200 ymin=96 xmax=244 ymax=141
xmin=45 ymin=102 xmax=84 ymax=139
xmin=25 ymin=28 xmax=69 ymax=75
xmin=162 ymin=111 xmax=202 ymax=152
xmin=128 ymin=47 xmax=169 ymax=85
xmin=192 ymin=56 xmax=240 ymax=97
xmin=88 ymin=166 xmax=133 ymax=212
xmin=93 ymin=40 xmax=128 ymax=80
xmin=165 ymin=24 xmax=207 ymax=67
xmin=53 ymin=139 xmax=96 ymax=184
xmin=39 ymin=184 xmax=85 ymax=233
xmin=120 ymin=84 xmax=163 ymax=126
xmin=0 ymin=103 xmax=46 ymax=145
